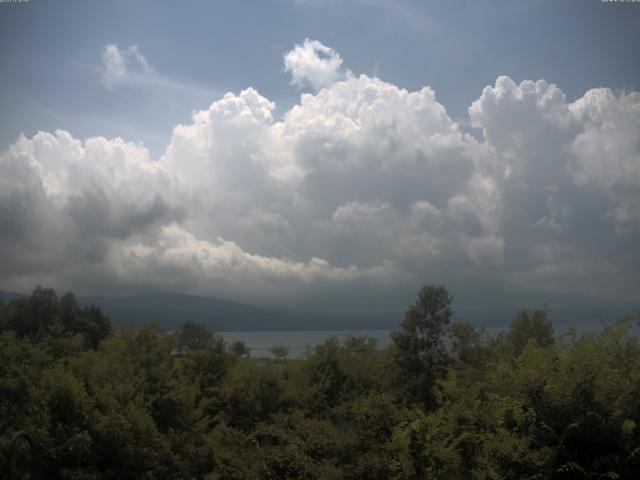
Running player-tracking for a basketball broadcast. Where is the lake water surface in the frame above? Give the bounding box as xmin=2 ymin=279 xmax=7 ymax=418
xmin=218 ymin=330 xmax=393 ymax=358
xmin=219 ymin=321 xmax=626 ymax=358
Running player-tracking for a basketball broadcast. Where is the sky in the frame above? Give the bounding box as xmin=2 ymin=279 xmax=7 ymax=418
xmin=1 ymin=0 xmax=639 ymax=317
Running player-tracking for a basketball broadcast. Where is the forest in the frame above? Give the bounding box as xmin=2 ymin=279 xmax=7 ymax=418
xmin=1 ymin=285 xmax=639 ymax=479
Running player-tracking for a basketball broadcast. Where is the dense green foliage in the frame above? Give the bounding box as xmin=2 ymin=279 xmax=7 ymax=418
xmin=391 ymin=285 xmax=452 ymax=410
xmin=1 ymin=286 xmax=639 ymax=479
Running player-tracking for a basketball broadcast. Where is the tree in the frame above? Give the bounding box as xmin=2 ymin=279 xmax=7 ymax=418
xmin=7 ymin=286 xmax=59 ymax=340
xmin=178 ymin=320 xmax=214 ymax=351
xmin=501 ymin=308 xmax=553 ymax=356
xmin=270 ymin=345 xmax=290 ymax=361
xmin=1 ymin=288 xmax=111 ymax=349
xmin=230 ymin=340 xmax=251 ymax=358
xmin=59 ymin=292 xmax=80 ymax=334
xmin=79 ymin=304 xmax=112 ymax=348
xmin=303 ymin=337 xmax=346 ymax=412
xmin=450 ymin=322 xmax=491 ymax=367
xmin=391 ymin=285 xmax=452 ymax=409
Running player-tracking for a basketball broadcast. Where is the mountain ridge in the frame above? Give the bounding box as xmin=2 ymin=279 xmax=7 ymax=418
xmin=1 ymin=289 xmax=637 ymax=332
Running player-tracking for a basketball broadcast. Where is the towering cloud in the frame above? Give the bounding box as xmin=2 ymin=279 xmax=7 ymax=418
xmin=1 ymin=41 xmax=638 ymax=305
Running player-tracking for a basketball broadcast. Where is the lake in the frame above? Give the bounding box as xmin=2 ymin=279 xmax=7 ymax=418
xmin=218 ymin=330 xmax=393 ymax=358
xmin=219 ymin=321 xmax=627 ymax=358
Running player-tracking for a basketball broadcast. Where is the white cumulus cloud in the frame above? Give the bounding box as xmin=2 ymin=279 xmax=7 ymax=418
xmin=1 ymin=42 xmax=639 ymax=308
xmin=284 ymin=39 xmax=346 ymax=90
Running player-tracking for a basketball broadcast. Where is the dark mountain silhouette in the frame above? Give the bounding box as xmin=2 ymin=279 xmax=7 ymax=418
xmin=1 ymin=289 xmax=637 ymax=332
xmin=76 ymin=292 xmax=397 ymax=331
xmin=0 ymin=290 xmax=26 ymax=303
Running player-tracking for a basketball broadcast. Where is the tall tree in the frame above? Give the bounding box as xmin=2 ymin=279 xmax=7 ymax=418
xmin=501 ymin=308 xmax=554 ymax=356
xmin=269 ymin=345 xmax=290 ymax=361
xmin=230 ymin=340 xmax=251 ymax=358
xmin=80 ymin=304 xmax=112 ymax=348
xmin=392 ymin=284 xmax=452 ymax=409
xmin=178 ymin=320 xmax=214 ymax=351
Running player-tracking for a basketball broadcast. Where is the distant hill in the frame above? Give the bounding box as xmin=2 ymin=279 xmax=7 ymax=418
xmin=0 ymin=289 xmax=395 ymax=331
xmin=79 ymin=292 xmax=295 ymax=331
xmin=0 ymin=290 xmax=25 ymax=303
xmin=1 ymin=289 xmax=637 ymax=332
xmin=77 ymin=292 xmax=398 ymax=331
